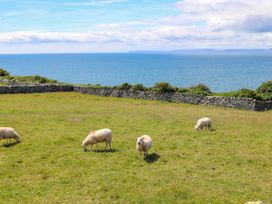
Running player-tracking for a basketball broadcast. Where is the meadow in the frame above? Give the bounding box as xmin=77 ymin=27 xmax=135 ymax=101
xmin=0 ymin=92 xmax=271 ymax=204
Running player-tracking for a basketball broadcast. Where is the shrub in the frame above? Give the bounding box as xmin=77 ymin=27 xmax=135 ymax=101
xmin=188 ymin=83 xmax=212 ymax=96
xmin=151 ymin=82 xmax=177 ymax=93
xmin=0 ymin=68 xmax=10 ymax=77
xmin=14 ymin=75 xmax=58 ymax=84
xmin=116 ymin=83 xmax=133 ymax=91
xmin=88 ymin=84 xmax=103 ymax=88
xmin=232 ymin=88 xmax=259 ymax=99
xmin=256 ymin=80 xmax=272 ymax=100
xmin=177 ymin=88 xmax=190 ymax=93
xmin=86 ymin=84 xmax=111 ymax=89
xmin=32 ymin=75 xmax=58 ymax=84
xmin=131 ymin=83 xmax=147 ymax=91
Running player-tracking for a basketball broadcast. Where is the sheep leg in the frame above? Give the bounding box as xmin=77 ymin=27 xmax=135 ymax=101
xmin=82 ymin=144 xmax=87 ymax=152
xmin=90 ymin=144 xmax=93 ymax=151
xmin=104 ymin=142 xmax=108 ymax=150
xmin=144 ymin=150 xmax=148 ymax=158
xmin=96 ymin=143 xmax=100 ymax=152
xmin=109 ymin=140 xmax=112 ymax=151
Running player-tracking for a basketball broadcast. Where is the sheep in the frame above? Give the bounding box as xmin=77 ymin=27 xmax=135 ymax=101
xmin=82 ymin=128 xmax=112 ymax=152
xmin=195 ymin=117 xmax=213 ymax=131
xmin=136 ymin=135 xmax=152 ymax=158
xmin=0 ymin=127 xmax=21 ymax=144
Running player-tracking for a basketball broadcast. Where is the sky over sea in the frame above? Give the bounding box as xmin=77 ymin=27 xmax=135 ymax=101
xmin=0 ymin=0 xmax=272 ymax=53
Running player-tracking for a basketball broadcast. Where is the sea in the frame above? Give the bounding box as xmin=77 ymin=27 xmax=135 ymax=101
xmin=0 ymin=50 xmax=272 ymax=92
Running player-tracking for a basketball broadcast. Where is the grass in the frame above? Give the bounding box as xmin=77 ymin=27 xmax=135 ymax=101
xmin=0 ymin=82 xmax=8 ymax=86
xmin=0 ymin=92 xmax=271 ymax=204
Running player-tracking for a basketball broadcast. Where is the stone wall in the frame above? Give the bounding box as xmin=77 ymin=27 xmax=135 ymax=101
xmin=255 ymin=100 xmax=272 ymax=111
xmin=0 ymin=84 xmax=74 ymax=94
xmin=0 ymin=85 xmax=271 ymax=111
xmin=73 ymin=86 xmax=272 ymax=111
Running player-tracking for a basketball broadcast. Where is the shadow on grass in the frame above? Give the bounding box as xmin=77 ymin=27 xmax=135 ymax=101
xmin=1 ymin=141 xmax=20 ymax=148
xmin=196 ymin=128 xmax=216 ymax=132
xmin=144 ymin=153 xmax=160 ymax=163
xmin=84 ymin=148 xmax=120 ymax=153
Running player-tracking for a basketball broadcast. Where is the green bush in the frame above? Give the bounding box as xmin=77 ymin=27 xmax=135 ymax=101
xmin=177 ymin=87 xmax=190 ymax=93
xmin=151 ymin=82 xmax=177 ymax=93
xmin=256 ymin=80 xmax=272 ymax=100
xmin=87 ymin=84 xmax=102 ymax=88
xmin=84 ymin=84 xmax=112 ymax=89
xmin=131 ymin=83 xmax=147 ymax=91
xmin=0 ymin=68 xmax=10 ymax=77
xmin=232 ymin=88 xmax=259 ymax=99
xmin=116 ymin=83 xmax=133 ymax=91
xmin=187 ymin=84 xmax=212 ymax=96
xmin=14 ymin=75 xmax=58 ymax=84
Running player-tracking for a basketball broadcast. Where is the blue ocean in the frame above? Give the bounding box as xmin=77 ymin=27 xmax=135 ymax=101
xmin=0 ymin=51 xmax=271 ymax=92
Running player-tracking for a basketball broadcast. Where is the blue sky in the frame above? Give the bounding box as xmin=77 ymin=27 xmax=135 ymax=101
xmin=0 ymin=0 xmax=272 ymax=53
xmin=0 ymin=0 xmax=179 ymax=32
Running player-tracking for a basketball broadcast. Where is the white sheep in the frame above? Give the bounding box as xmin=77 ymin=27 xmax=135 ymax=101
xmin=0 ymin=127 xmax=21 ymax=144
xmin=82 ymin=128 xmax=112 ymax=152
xmin=195 ymin=117 xmax=213 ymax=131
xmin=136 ymin=135 xmax=152 ymax=158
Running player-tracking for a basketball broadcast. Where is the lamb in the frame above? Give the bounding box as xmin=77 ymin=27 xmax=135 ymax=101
xmin=0 ymin=127 xmax=21 ymax=144
xmin=136 ymin=135 xmax=152 ymax=158
xmin=195 ymin=117 xmax=213 ymax=131
xmin=82 ymin=128 xmax=112 ymax=152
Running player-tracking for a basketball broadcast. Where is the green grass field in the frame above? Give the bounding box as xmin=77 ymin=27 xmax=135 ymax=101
xmin=0 ymin=92 xmax=271 ymax=204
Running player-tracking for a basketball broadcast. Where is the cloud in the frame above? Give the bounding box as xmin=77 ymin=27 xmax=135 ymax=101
xmin=176 ymin=0 xmax=272 ymax=33
xmin=235 ymin=15 xmax=272 ymax=32
xmin=1 ymin=0 xmax=272 ymax=53
xmin=0 ymin=31 xmax=109 ymax=44
xmin=1 ymin=26 xmax=272 ymax=49
xmin=65 ymin=0 xmax=126 ymax=6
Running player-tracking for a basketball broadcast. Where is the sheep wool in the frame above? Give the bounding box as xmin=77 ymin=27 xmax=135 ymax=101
xmin=195 ymin=117 xmax=213 ymax=131
xmin=82 ymin=128 xmax=112 ymax=151
xmin=136 ymin=135 xmax=152 ymax=158
xmin=0 ymin=127 xmax=21 ymax=143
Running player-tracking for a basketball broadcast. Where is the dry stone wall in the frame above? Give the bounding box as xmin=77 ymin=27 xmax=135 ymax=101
xmin=0 ymin=84 xmax=74 ymax=94
xmin=0 ymin=85 xmax=271 ymax=111
xmin=73 ymin=86 xmax=272 ymax=111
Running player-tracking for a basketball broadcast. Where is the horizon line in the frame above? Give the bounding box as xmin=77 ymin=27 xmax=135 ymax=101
xmin=1 ymin=48 xmax=272 ymax=55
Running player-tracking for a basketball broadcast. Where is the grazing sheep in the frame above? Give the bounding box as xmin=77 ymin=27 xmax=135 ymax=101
xmin=0 ymin=127 xmax=21 ymax=144
xmin=195 ymin=117 xmax=213 ymax=131
xmin=82 ymin=128 xmax=112 ymax=152
xmin=136 ymin=135 xmax=152 ymax=158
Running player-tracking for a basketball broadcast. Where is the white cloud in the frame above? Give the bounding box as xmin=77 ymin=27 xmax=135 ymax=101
xmin=176 ymin=0 xmax=272 ymax=33
xmin=65 ymin=0 xmax=126 ymax=6
xmin=1 ymin=26 xmax=272 ymax=50
xmin=1 ymin=0 xmax=272 ymax=53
